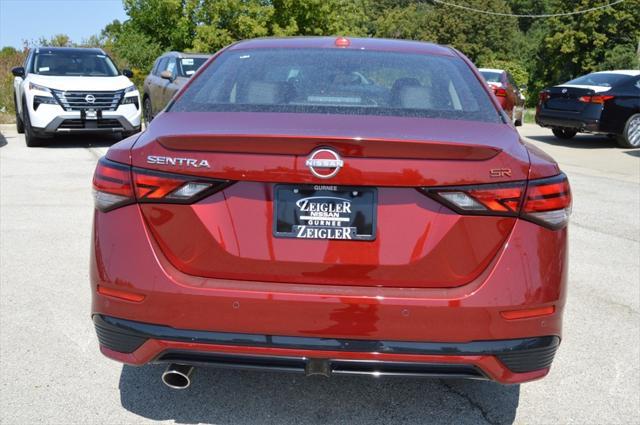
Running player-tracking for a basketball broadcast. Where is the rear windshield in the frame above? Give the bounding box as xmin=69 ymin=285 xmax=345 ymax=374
xmin=179 ymin=57 xmax=208 ymax=77
xmin=31 ymin=50 xmax=119 ymax=77
xmin=170 ymin=48 xmax=501 ymax=122
xmin=480 ymin=71 xmax=502 ymax=83
xmin=565 ymin=73 xmax=634 ymax=88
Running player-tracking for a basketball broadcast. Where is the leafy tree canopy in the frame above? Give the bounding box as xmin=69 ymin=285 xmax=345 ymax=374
xmin=2 ymin=0 xmax=638 ymax=112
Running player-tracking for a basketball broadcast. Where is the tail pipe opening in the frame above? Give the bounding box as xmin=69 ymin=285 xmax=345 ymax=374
xmin=161 ymin=364 xmax=194 ymax=390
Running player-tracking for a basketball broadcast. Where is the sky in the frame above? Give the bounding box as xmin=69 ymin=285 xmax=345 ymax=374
xmin=0 ymin=0 xmax=128 ymax=48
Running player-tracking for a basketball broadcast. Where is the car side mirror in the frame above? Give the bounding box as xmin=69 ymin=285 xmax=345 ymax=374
xmin=122 ymin=69 xmax=134 ymax=78
xmin=160 ymin=70 xmax=174 ymax=81
xmin=12 ymin=66 xmax=25 ymax=77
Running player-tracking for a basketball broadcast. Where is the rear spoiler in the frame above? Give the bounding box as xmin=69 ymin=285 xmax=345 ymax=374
xmin=157 ymin=134 xmax=501 ymax=161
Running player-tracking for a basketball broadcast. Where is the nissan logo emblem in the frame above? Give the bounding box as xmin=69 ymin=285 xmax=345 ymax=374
xmin=305 ymin=148 xmax=343 ymax=179
xmin=85 ymin=94 xmax=96 ymax=104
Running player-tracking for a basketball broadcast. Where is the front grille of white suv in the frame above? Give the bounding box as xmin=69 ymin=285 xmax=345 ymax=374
xmin=51 ymin=90 xmax=124 ymax=111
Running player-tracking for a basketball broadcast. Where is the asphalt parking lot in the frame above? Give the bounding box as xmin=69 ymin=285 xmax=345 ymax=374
xmin=0 ymin=123 xmax=638 ymax=425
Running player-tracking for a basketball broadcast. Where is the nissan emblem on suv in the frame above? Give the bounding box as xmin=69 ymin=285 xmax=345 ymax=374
xmin=305 ymin=148 xmax=344 ymax=179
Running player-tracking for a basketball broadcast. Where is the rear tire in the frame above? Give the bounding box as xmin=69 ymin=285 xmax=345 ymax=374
xmin=14 ymin=93 xmax=24 ymax=133
xmin=22 ymin=98 xmax=45 ymax=147
xmin=552 ymin=128 xmax=577 ymax=140
xmin=143 ymin=96 xmax=153 ymax=124
xmin=616 ymin=114 xmax=640 ymax=148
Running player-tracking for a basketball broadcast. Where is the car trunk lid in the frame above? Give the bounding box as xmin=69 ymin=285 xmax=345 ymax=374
xmin=544 ymin=85 xmax=609 ymax=112
xmin=128 ymin=112 xmax=530 ymax=289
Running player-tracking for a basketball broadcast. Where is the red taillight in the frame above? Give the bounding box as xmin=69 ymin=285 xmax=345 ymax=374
xmin=92 ymin=158 xmax=233 ymax=212
xmin=92 ymin=158 xmax=134 ymax=212
xmin=422 ymin=173 xmax=571 ymax=229
xmin=427 ymin=182 xmax=525 ymax=216
xmin=538 ymin=91 xmax=550 ymax=103
xmin=578 ymin=94 xmax=614 ymax=104
xmin=521 ymin=174 xmax=572 ymax=229
xmin=493 ymin=87 xmax=508 ymax=97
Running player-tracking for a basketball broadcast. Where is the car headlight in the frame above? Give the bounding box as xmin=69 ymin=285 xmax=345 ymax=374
xmin=33 ymin=95 xmax=58 ymax=110
xmin=124 ymin=85 xmax=138 ymax=93
xmin=122 ymin=95 xmax=139 ymax=109
xmin=28 ymin=82 xmax=51 ymax=93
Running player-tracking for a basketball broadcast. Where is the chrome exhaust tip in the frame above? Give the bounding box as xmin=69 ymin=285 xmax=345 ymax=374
xmin=161 ymin=364 xmax=194 ymax=390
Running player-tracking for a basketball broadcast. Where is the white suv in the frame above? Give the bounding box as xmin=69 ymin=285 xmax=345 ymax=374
xmin=12 ymin=47 xmax=141 ymax=147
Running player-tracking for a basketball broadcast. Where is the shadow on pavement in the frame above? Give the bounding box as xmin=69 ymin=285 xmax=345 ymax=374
xmin=34 ymin=133 xmax=118 ymax=149
xmin=525 ymin=132 xmax=617 ymax=150
xmin=0 ymin=132 xmax=7 ymax=148
xmin=624 ymin=150 xmax=640 ymax=157
xmin=119 ymin=365 xmax=520 ymax=424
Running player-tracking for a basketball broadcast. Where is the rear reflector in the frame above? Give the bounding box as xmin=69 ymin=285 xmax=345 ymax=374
xmin=92 ymin=158 xmax=233 ymax=212
xmin=501 ymin=306 xmax=555 ymax=320
xmin=97 ymin=285 xmax=145 ymax=302
xmin=422 ymin=173 xmax=571 ymax=229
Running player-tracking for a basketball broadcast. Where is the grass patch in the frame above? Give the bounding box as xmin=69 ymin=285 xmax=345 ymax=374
xmin=524 ymin=109 xmax=536 ymax=124
xmin=0 ymin=112 xmax=15 ymax=124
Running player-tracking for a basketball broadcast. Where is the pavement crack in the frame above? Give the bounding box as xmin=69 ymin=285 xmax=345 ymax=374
xmin=439 ymin=380 xmax=500 ymax=425
xmin=86 ymin=147 xmax=104 ymax=160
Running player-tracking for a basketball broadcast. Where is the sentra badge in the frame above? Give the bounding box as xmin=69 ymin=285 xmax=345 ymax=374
xmin=147 ymin=155 xmax=210 ymax=168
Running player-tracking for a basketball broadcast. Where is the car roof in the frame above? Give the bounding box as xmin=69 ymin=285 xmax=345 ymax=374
xmin=228 ymin=37 xmax=456 ymax=56
xmin=164 ymin=51 xmax=212 ymax=59
xmin=592 ymin=70 xmax=640 ymax=76
xmin=478 ymin=68 xmax=504 ymax=74
xmin=34 ymin=46 xmax=105 ymax=54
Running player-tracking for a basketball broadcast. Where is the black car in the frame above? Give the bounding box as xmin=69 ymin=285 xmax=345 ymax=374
xmin=536 ymin=70 xmax=640 ymax=148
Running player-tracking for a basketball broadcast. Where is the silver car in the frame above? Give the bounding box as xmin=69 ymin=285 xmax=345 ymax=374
xmin=142 ymin=52 xmax=211 ymax=122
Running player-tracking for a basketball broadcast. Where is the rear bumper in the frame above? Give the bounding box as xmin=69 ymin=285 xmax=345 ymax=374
xmin=95 ymin=315 xmax=559 ymax=383
xmin=91 ymin=205 xmax=568 ymax=384
xmin=535 ymin=108 xmax=601 ymax=132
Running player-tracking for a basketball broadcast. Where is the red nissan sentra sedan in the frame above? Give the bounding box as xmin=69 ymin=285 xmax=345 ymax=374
xmin=91 ymin=37 xmax=570 ymax=389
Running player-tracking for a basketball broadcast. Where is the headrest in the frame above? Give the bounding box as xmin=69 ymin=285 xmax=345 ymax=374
xmin=245 ymin=81 xmax=288 ymax=104
xmin=399 ymin=86 xmax=433 ymax=109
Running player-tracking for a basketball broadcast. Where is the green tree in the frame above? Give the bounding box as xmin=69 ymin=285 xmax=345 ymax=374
xmin=271 ymin=0 xmax=371 ymax=36
xmin=192 ymin=0 xmax=274 ymax=52
xmin=374 ymin=0 xmax=520 ymax=63
xmin=528 ymin=0 xmax=640 ymax=96
xmin=37 ymin=34 xmax=72 ymax=47
xmin=123 ymin=0 xmax=199 ymax=51
xmin=599 ymin=43 xmax=640 ymax=70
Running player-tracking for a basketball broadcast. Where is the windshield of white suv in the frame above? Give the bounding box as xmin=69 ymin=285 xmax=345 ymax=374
xmin=32 ymin=51 xmax=119 ymax=77
xmin=170 ymin=48 xmax=501 ymax=122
